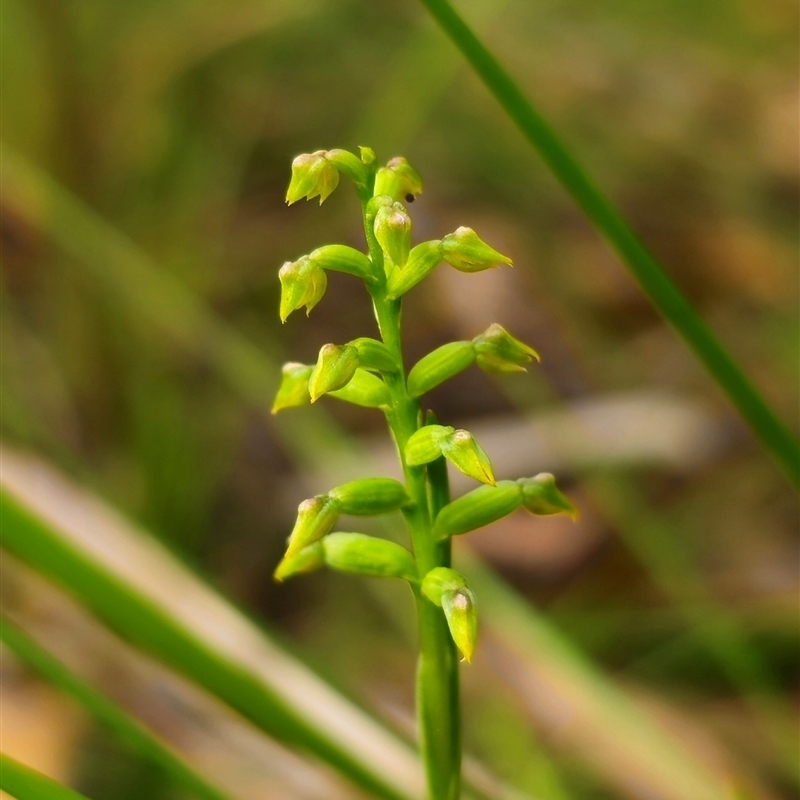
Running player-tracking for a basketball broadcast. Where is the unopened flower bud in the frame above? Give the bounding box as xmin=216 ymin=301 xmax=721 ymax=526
xmin=472 ymin=323 xmax=539 ymax=374
xmin=286 ymin=151 xmax=339 ymax=205
xmin=271 ymin=362 xmax=313 ymax=414
xmin=432 ymin=481 xmax=523 ymax=540
xmin=279 ymin=257 xmax=327 ymax=322
xmin=405 ymin=425 xmax=456 ymax=467
xmin=374 ymin=156 xmax=423 ymax=202
xmin=328 ymin=369 xmax=391 ymax=408
xmin=386 ymin=240 xmax=443 ymax=299
xmin=374 ymin=202 xmax=412 ymax=268
xmin=518 ymin=473 xmax=577 ymax=519
xmin=284 ymin=495 xmax=340 ymax=558
xmin=309 ymin=244 xmax=375 ymax=282
xmin=328 ymin=478 xmax=411 ymax=516
xmin=359 ymin=146 xmax=376 ymax=165
xmin=324 ymin=149 xmax=368 ymax=189
xmin=407 ymin=341 xmax=476 ymax=398
xmin=322 ymin=533 xmax=417 ymax=581
xmin=274 ymin=542 xmax=324 ymax=582
xmin=405 ymin=426 xmax=496 ymax=485
xmin=442 ymin=429 xmax=496 ymax=486
xmin=422 ymin=568 xmax=477 ymax=662
xmin=441 ymin=227 xmax=512 ymax=272
xmin=309 ymin=344 xmax=359 ymax=402
xmin=349 ymin=338 xmax=397 ymax=374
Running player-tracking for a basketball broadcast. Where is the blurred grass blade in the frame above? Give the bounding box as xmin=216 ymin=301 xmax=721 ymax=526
xmin=0 ymin=753 xmax=91 ymax=800
xmin=0 ymin=471 xmax=424 ymax=800
xmin=416 ymin=0 xmax=800 ymax=487
xmin=460 ymin=550 xmax=740 ymax=800
xmin=0 ymin=616 xmax=234 ymax=800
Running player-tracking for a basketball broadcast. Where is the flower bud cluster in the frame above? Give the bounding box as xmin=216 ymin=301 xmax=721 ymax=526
xmin=276 ymin=146 xmax=577 ymax=670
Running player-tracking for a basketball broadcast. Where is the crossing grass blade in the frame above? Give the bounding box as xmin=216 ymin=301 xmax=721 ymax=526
xmin=0 ymin=753 xmax=92 ymax=800
xmin=415 ymin=0 xmax=800 ymax=487
xmin=0 ymin=616 xmax=235 ymax=800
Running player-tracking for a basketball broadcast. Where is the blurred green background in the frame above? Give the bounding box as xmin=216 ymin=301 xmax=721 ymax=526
xmin=1 ymin=0 xmax=798 ymax=798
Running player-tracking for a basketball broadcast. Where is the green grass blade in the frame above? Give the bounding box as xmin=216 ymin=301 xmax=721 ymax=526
xmin=416 ymin=0 xmax=799 ymax=487
xmin=0 ymin=754 xmax=91 ymax=800
xmin=0 ymin=616 xmax=234 ymax=800
xmin=0 ymin=488 xmax=421 ymax=800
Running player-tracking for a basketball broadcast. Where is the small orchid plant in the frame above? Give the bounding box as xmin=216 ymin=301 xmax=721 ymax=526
xmin=272 ymin=147 xmax=576 ymax=800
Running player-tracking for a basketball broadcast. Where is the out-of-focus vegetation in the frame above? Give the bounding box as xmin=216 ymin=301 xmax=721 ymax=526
xmin=1 ymin=1 xmax=797 ymax=799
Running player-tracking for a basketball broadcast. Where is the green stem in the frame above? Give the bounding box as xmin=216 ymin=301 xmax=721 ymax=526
xmin=417 ymin=0 xmax=800 ymax=488
xmin=0 ymin=752 xmax=93 ymax=800
xmin=363 ymin=202 xmax=461 ymax=800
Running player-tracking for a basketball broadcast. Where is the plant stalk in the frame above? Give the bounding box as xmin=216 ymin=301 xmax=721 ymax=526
xmin=362 ymin=200 xmax=461 ymax=800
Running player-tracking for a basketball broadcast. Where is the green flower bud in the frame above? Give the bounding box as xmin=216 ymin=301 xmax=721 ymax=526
xmin=386 ymin=240 xmax=443 ymax=299
xmin=322 ymin=533 xmax=417 ymax=581
xmin=274 ymin=542 xmax=324 ymax=582
xmin=324 ymin=149 xmax=368 ymax=189
xmin=271 ymin=362 xmax=313 ymax=414
xmin=405 ymin=425 xmax=456 ymax=467
xmin=359 ymin=146 xmax=376 ymax=166
xmin=286 ymin=151 xmax=340 ymax=205
xmin=441 ymin=227 xmax=512 ymax=272
xmin=374 ymin=202 xmax=412 ymax=268
xmin=473 ymin=323 xmax=539 ymax=374
xmin=284 ymin=495 xmax=340 ymax=558
xmin=432 ymin=481 xmax=523 ymax=540
xmin=309 ymin=244 xmax=375 ymax=282
xmin=328 ymin=369 xmax=391 ymax=408
xmin=518 ymin=473 xmax=577 ymax=519
xmin=328 ymin=478 xmax=410 ymax=515
xmin=405 ymin=425 xmax=496 ymax=485
xmin=373 ymin=156 xmax=423 ymax=202
xmin=349 ymin=338 xmax=398 ymax=374
xmin=442 ymin=429 xmax=496 ymax=486
xmin=278 ymin=257 xmax=327 ymax=322
xmin=407 ymin=341 xmax=476 ymax=398
xmin=308 ymin=344 xmax=360 ymax=402
xmin=422 ymin=568 xmax=477 ymax=663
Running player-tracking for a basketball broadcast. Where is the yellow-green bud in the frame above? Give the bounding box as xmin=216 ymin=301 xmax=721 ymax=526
xmin=518 ymin=473 xmax=577 ymax=519
xmin=405 ymin=425 xmax=496 ymax=485
xmin=432 ymin=481 xmax=523 ymax=540
xmin=328 ymin=478 xmax=410 ymax=515
xmin=386 ymin=240 xmax=443 ymax=299
xmin=274 ymin=542 xmax=324 ymax=582
xmin=442 ymin=429 xmax=496 ymax=486
xmin=422 ymin=568 xmax=478 ymax=663
xmin=407 ymin=341 xmax=476 ymax=398
xmin=473 ymin=323 xmax=539 ymax=374
xmin=284 ymin=495 xmax=340 ymax=558
xmin=309 ymin=344 xmax=359 ymax=402
xmin=405 ymin=425 xmax=456 ymax=467
xmin=271 ymin=362 xmax=313 ymax=414
xmin=324 ymin=149 xmax=368 ymax=189
xmin=322 ymin=533 xmax=417 ymax=581
xmin=286 ymin=151 xmax=340 ymax=205
xmin=441 ymin=227 xmax=512 ymax=272
xmin=359 ymin=146 xmax=376 ymax=166
xmin=278 ymin=257 xmax=327 ymax=322
xmin=374 ymin=156 xmax=423 ymax=202
xmin=309 ymin=244 xmax=375 ymax=282
xmin=349 ymin=338 xmax=397 ymax=374
xmin=328 ymin=368 xmax=391 ymax=408
xmin=374 ymin=202 xmax=412 ymax=268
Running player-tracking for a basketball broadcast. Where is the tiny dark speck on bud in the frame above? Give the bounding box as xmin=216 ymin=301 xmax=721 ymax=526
xmin=405 ymin=194 xmax=415 ymax=203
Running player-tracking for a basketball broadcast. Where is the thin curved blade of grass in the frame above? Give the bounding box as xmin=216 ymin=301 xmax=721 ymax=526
xmin=0 ymin=480 xmax=424 ymax=800
xmin=0 ymin=148 xmax=758 ymax=799
xmin=0 ymin=616 xmax=235 ymax=800
xmin=415 ymin=0 xmax=799 ymax=488
xmin=0 ymin=753 xmax=91 ymax=800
